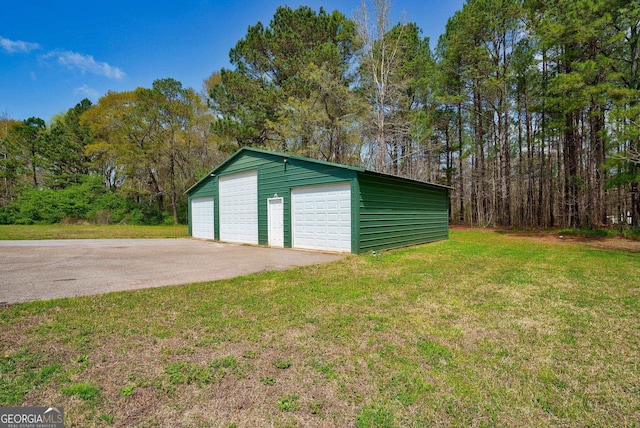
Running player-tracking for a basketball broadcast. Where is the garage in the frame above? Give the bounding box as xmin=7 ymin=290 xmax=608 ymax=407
xmin=219 ymin=170 xmax=258 ymax=244
xmin=292 ymin=183 xmax=351 ymax=252
xmin=187 ymin=147 xmax=450 ymax=254
xmin=190 ymin=197 xmax=214 ymax=239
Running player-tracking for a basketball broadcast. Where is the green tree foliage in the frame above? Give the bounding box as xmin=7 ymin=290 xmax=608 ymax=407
xmin=604 ymin=0 xmax=640 ymax=226
xmin=356 ymin=1 xmax=435 ymax=174
xmin=208 ymin=6 xmax=362 ymax=162
xmin=43 ymin=99 xmax=94 ymax=189
xmin=365 ymin=22 xmax=436 ymax=176
xmin=0 ymin=115 xmax=22 ymax=206
xmin=433 ymin=0 xmax=640 ymax=228
xmin=4 ymin=117 xmax=46 ymax=188
xmin=81 ymin=78 xmax=217 ymax=225
xmin=435 ymin=0 xmax=523 ymax=226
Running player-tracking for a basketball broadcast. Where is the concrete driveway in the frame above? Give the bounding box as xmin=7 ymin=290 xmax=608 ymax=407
xmin=0 ymin=239 xmax=344 ymax=304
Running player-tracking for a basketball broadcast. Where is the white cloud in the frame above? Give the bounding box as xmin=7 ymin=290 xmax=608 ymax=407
xmin=1 ymin=35 xmax=125 ymax=80
xmin=73 ymin=84 xmax=99 ymax=99
xmin=42 ymin=49 xmax=125 ymax=79
xmin=0 ymin=36 xmax=41 ymax=53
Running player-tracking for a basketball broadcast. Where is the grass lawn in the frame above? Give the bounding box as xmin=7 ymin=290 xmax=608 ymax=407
xmin=0 ymin=230 xmax=638 ymax=427
xmin=0 ymin=224 xmax=189 ymax=240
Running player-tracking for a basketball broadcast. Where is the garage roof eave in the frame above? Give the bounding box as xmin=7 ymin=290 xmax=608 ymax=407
xmin=361 ymin=169 xmax=455 ymax=190
xmin=242 ymin=146 xmax=366 ymax=172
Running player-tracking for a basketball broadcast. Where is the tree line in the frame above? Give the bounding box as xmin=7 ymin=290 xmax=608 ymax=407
xmin=0 ymin=80 xmax=224 ymax=225
xmin=1 ymin=0 xmax=639 ymax=229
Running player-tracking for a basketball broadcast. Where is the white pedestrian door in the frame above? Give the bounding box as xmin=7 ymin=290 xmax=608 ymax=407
xmin=268 ymin=198 xmax=284 ymax=247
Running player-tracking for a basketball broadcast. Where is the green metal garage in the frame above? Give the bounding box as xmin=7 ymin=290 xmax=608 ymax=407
xmin=186 ymin=147 xmax=450 ymax=254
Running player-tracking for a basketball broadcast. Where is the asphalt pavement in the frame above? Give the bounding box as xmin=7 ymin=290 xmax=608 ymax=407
xmin=0 ymin=239 xmax=344 ymax=304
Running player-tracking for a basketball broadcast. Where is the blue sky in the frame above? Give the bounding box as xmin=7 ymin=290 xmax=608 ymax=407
xmin=1 ymin=0 xmax=464 ymax=122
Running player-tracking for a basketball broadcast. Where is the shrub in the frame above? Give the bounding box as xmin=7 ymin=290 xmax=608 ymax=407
xmin=0 ymin=207 xmax=14 ymax=224
xmin=125 ymin=209 xmax=145 ymax=225
xmin=6 ymin=176 xmax=169 ymax=225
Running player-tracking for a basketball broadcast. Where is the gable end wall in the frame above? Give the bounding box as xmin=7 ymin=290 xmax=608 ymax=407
xmin=212 ymin=151 xmax=356 ymax=248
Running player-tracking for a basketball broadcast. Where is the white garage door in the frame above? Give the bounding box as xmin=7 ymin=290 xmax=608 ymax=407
xmin=219 ymin=170 xmax=258 ymax=244
xmin=292 ymin=183 xmax=351 ymax=252
xmin=191 ymin=197 xmax=215 ymax=239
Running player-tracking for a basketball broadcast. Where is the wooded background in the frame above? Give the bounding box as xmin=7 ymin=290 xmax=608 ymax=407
xmin=1 ymin=0 xmax=638 ymax=229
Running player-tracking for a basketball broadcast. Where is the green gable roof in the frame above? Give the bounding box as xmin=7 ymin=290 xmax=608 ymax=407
xmin=186 ymin=146 xmax=452 ymax=195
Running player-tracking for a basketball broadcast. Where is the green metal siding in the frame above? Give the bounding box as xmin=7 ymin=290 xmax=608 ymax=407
xmin=213 ymin=150 xmax=356 ymax=248
xmin=357 ymin=172 xmax=449 ymax=252
xmin=351 ymin=176 xmax=361 ymax=253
